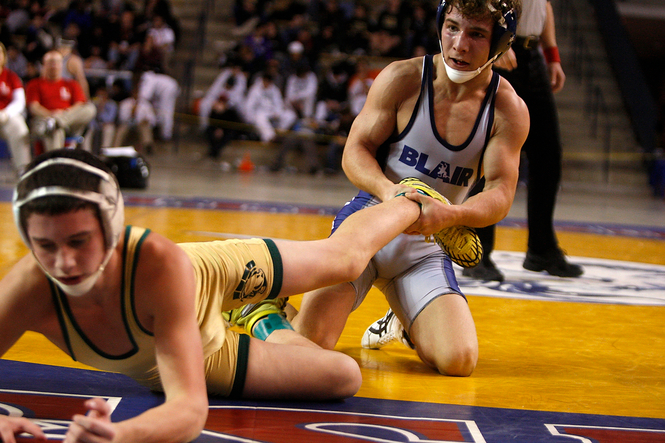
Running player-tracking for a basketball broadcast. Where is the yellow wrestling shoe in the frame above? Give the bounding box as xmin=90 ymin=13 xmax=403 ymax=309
xmin=399 ymin=177 xmax=483 ymax=268
xmin=223 ymin=297 xmax=292 ymax=340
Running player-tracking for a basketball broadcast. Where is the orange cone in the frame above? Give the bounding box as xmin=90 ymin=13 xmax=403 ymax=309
xmin=237 ymin=151 xmax=255 ymax=172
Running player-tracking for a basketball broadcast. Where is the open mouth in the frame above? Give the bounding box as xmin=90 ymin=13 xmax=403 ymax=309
xmin=449 ymin=57 xmax=469 ymax=68
xmin=57 ymin=276 xmax=84 ymax=285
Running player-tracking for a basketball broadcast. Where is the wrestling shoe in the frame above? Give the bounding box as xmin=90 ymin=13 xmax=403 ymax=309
xmin=223 ymin=297 xmax=289 ymax=337
xmin=361 ymin=309 xmax=414 ymax=350
xmin=523 ymin=248 xmax=583 ymax=277
xmin=399 ymin=178 xmax=483 ymax=268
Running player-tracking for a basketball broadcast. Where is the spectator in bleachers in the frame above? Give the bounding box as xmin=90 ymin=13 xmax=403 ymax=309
xmin=315 ymin=61 xmax=350 ymax=124
xmin=236 ymin=42 xmax=265 ymax=86
xmin=404 ymin=1 xmax=437 ymax=58
xmin=84 ymin=44 xmax=108 ymax=70
xmin=281 ymin=39 xmax=306 ymax=80
xmin=101 ymin=0 xmax=125 ymax=15
xmin=147 ymin=13 xmax=175 ymax=72
xmin=61 ymin=0 xmax=94 ymax=40
xmin=347 ymin=58 xmax=378 ymax=116
xmin=261 ymin=20 xmax=287 ymax=60
xmin=142 ymin=0 xmax=180 ymax=46
xmin=312 ymin=60 xmax=352 ymax=175
xmin=234 ymin=0 xmax=265 ymax=26
xmin=24 ymin=12 xmax=54 ymax=63
xmin=294 ymin=26 xmax=318 ymax=70
xmin=107 ymin=8 xmax=144 ymax=71
xmin=205 ymin=76 xmax=245 ymax=161
xmin=316 ymin=24 xmax=341 ymax=56
xmin=56 ymin=37 xmax=91 ymax=99
xmin=374 ymin=0 xmax=408 ymax=36
xmin=232 ymin=0 xmax=266 ymax=38
xmin=256 ymin=56 xmax=285 ymax=92
xmin=6 ymin=43 xmax=28 ymax=79
xmin=278 ymin=11 xmax=308 ymax=52
xmin=343 ymin=2 xmax=371 ymax=55
xmin=143 ymin=0 xmax=174 ymax=24
xmin=135 ymin=34 xmax=179 ymax=142
xmin=318 ymin=0 xmax=348 ymax=32
xmin=284 ymin=61 xmax=317 ymax=119
xmin=268 ymin=0 xmax=308 ymax=23
xmin=0 ymin=42 xmax=31 ymax=173
xmin=368 ymin=0 xmax=410 ymax=58
xmin=114 ymin=84 xmax=156 ymax=153
xmin=23 ymin=60 xmax=40 ymax=83
xmin=81 ymin=13 xmax=111 ymax=61
xmin=243 ymin=71 xmax=296 ymax=144
xmin=199 ymin=60 xmax=246 ymax=131
xmin=26 ymin=49 xmax=96 ymax=151
xmin=84 ymin=85 xmax=117 ymax=153
xmin=242 ymin=20 xmax=276 ymax=70
xmin=4 ymin=0 xmax=31 ymax=35
xmin=109 ymin=77 xmax=130 ymax=103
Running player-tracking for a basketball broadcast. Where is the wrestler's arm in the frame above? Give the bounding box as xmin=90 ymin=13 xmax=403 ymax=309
xmin=67 ymin=234 xmax=208 ymax=443
xmin=0 ymin=256 xmax=50 ymax=442
xmin=342 ymin=58 xmax=423 ymax=203
xmin=406 ymin=80 xmax=529 ymax=232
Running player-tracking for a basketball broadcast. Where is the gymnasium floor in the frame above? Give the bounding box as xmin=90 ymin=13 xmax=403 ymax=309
xmin=1 ymin=145 xmax=664 ymax=442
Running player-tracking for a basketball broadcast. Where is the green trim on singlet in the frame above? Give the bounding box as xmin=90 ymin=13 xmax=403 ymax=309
xmin=263 ymin=238 xmax=283 ymax=300
xmin=229 ymin=333 xmax=251 ymax=398
xmin=125 ymin=226 xmax=153 ymax=336
xmin=49 ymin=278 xmax=76 ymax=361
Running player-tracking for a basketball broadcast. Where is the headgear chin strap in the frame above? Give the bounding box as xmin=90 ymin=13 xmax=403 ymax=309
xmin=436 ymin=0 xmax=517 ymax=83
xmin=12 ymin=157 xmax=125 ymax=297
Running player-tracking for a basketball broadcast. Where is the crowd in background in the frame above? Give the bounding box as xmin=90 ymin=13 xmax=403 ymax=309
xmin=0 ymin=0 xmax=444 ymax=174
xmin=200 ymin=0 xmax=444 ymax=173
xmin=0 ymin=0 xmax=180 ymax=82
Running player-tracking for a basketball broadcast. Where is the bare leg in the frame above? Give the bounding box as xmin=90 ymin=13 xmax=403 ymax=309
xmin=409 ymin=295 xmax=478 ymax=376
xmin=292 ymin=283 xmax=356 ymax=349
xmin=274 ymin=196 xmax=420 ymax=297
xmin=242 ymin=336 xmax=361 ymax=400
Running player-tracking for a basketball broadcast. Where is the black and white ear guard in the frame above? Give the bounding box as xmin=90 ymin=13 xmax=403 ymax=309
xmin=12 ymin=158 xmax=125 ymax=251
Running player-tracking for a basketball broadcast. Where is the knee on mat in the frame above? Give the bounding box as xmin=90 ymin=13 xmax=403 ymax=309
xmin=421 ymin=344 xmax=478 ymax=377
xmin=324 ymin=353 xmax=362 ymax=399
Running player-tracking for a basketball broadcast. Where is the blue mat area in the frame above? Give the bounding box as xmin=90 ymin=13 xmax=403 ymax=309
xmin=1 ymin=360 xmax=664 ymax=442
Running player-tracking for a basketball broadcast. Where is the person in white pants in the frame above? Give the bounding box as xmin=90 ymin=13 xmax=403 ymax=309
xmin=114 ymin=86 xmax=157 ymax=153
xmin=0 ymin=42 xmax=31 ymax=173
xmin=138 ymin=70 xmax=179 ymax=141
xmin=243 ymin=73 xmax=296 ymax=143
xmin=198 ymin=63 xmax=246 ymax=132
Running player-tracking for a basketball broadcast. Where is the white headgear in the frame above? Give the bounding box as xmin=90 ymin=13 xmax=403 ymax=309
xmin=12 ymin=157 xmax=124 ymax=296
xmin=12 ymin=157 xmax=124 ymax=249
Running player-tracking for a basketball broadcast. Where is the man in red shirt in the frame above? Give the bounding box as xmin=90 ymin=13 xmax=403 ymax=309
xmin=0 ymin=42 xmax=31 ymax=173
xmin=25 ymin=50 xmax=96 ymax=151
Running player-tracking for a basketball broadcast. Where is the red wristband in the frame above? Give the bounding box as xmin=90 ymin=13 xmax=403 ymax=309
xmin=543 ymin=46 xmax=561 ymax=64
